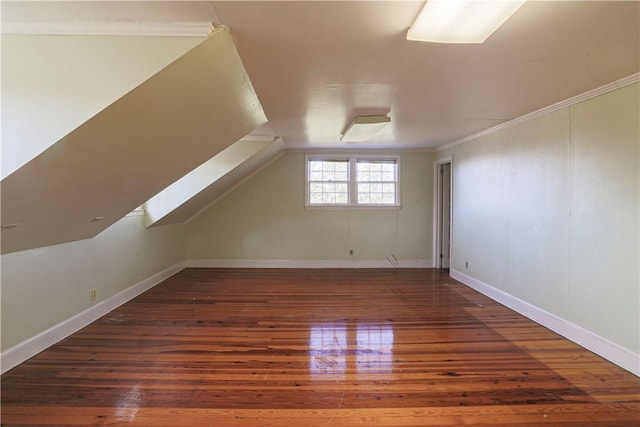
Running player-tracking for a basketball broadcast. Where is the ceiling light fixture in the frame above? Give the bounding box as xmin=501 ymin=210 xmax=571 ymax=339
xmin=341 ymin=115 xmax=391 ymax=142
xmin=407 ymin=0 xmax=526 ymax=44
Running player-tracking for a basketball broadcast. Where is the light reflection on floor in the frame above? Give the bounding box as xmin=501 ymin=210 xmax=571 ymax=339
xmin=309 ymin=323 xmax=347 ymax=379
xmin=113 ymin=385 xmax=142 ymax=422
xmin=309 ymin=323 xmax=394 ymax=378
xmin=356 ymin=324 xmax=394 ymax=374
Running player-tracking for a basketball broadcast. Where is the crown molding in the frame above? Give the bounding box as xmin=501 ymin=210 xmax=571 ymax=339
xmin=1 ymin=20 xmax=213 ymax=37
xmin=437 ymin=72 xmax=640 ymax=152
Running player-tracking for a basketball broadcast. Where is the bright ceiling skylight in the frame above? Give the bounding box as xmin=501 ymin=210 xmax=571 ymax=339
xmin=407 ymin=0 xmax=526 ymax=44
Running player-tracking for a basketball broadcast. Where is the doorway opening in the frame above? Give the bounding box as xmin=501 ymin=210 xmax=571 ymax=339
xmin=434 ymin=158 xmax=452 ymax=271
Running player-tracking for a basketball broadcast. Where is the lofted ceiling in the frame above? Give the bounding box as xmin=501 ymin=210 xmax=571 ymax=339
xmin=1 ymin=27 xmax=267 ymax=253
xmin=1 ymin=1 xmax=638 ymax=253
xmin=4 ymin=0 xmax=639 ymax=150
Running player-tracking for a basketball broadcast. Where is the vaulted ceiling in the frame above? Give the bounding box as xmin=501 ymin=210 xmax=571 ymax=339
xmin=1 ymin=27 xmax=268 ymax=252
xmin=5 ymin=1 xmax=639 ymax=148
xmin=2 ymin=1 xmax=638 ymax=253
xmin=219 ymin=0 xmax=639 ymax=148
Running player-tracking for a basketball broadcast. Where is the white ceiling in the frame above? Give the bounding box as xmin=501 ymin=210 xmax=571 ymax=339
xmin=3 ymin=1 xmax=639 ymax=150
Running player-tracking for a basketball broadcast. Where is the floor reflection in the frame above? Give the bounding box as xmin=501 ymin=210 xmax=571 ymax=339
xmin=309 ymin=323 xmax=347 ymax=379
xmin=113 ymin=385 xmax=142 ymax=422
xmin=356 ymin=324 xmax=394 ymax=374
xmin=309 ymin=323 xmax=394 ymax=378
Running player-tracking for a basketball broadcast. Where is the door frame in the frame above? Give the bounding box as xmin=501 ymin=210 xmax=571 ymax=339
xmin=433 ymin=157 xmax=453 ymax=269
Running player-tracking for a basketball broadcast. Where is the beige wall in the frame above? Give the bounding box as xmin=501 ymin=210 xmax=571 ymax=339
xmin=1 ymin=34 xmax=202 ymax=179
xmin=1 ymin=33 xmax=198 ymax=352
xmin=1 ymin=215 xmax=185 ymax=351
xmin=438 ymin=83 xmax=639 ymax=353
xmin=186 ymin=151 xmax=435 ymax=264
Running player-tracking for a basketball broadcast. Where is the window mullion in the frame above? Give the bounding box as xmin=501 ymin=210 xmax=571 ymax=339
xmin=350 ymin=157 xmax=357 ymax=205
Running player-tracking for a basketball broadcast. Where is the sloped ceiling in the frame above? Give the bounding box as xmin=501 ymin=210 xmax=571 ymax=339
xmin=1 ymin=27 xmax=267 ymax=253
xmin=4 ymin=1 xmax=638 ymax=149
xmin=148 ymin=138 xmax=285 ymax=227
xmin=1 ymin=1 xmax=638 ymax=253
xmin=1 ymin=34 xmax=203 ymax=179
xmin=214 ymin=0 xmax=639 ymax=148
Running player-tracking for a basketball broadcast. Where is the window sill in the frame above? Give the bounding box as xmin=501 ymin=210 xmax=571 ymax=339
xmin=304 ymin=205 xmax=401 ymax=211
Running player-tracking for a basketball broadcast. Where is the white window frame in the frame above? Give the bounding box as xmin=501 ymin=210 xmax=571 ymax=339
xmin=305 ymin=154 xmax=401 ymax=210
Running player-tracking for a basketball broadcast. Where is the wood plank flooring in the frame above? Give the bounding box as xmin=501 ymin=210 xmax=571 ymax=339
xmin=2 ymin=268 xmax=639 ymax=426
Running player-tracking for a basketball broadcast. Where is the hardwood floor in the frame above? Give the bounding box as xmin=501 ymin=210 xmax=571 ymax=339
xmin=2 ymin=268 xmax=639 ymax=426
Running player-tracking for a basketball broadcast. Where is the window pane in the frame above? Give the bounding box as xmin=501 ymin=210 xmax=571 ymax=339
xmin=323 ymin=183 xmax=336 ymax=193
xmin=370 ymin=171 xmax=382 ymax=181
xmin=323 ymin=193 xmax=336 ymax=204
xmin=358 ymin=193 xmax=370 ymax=204
xmin=382 ymin=194 xmax=395 ymax=204
xmin=310 ymin=161 xmax=323 ymax=172
xmin=333 ymin=171 xmax=347 ymax=181
xmin=310 ymin=183 xmax=323 ymax=192
xmin=383 ymin=183 xmax=395 ymax=193
xmin=357 ymin=171 xmax=370 ymax=182
xmin=310 ymin=171 xmax=323 ymax=181
xmin=381 ymin=171 xmax=395 ymax=181
xmin=369 ymin=163 xmax=382 ymax=173
xmin=335 ymin=162 xmax=348 ymax=172
xmin=310 ymin=193 xmax=323 ymax=204
xmin=382 ymin=163 xmax=395 ymax=172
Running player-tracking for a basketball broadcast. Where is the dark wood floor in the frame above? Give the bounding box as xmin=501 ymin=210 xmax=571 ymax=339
xmin=2 ymin=268 xmax=639 ymax=426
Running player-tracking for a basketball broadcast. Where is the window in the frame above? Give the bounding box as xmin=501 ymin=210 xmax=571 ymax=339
xmin=356 ymin=159 xmax=398 ymax=205
xmin=308 ymin=159 xmax=350 ymax=205
xmin=306 ymin=155 xmax=400 ymax=208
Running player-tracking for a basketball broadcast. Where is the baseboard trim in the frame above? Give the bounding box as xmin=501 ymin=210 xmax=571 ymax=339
xmin=450 ymin=268 xmax=639 ymax=376
xmin=186 ymin=258 xmax=433 ymax=269
xmin=1 ymin=261 xmax=186 ymax=374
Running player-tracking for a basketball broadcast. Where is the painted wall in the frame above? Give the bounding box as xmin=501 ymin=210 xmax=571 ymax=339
xmin=186 ymin=151 xmax=434 ymax=265
xmin=438 ymin=83 xmax=639 ymax=354
xmin=1 ymin=29 xmax=267 ymax=253
xmin=1 ymin=215 xmax=185 ymax=351
xmin=1 ymin=34 xmax=202 ymax=179
xmin=0 ymin=33 xmax=198 ymax=353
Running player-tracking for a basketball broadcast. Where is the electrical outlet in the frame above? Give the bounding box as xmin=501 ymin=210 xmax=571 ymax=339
xmin=349 ymin=249 xmax=354 ymax=256
xmin=91 ymin=288 xmax=97 ymax=302
xmin=465 ymin=261 xmax=469 ymax=269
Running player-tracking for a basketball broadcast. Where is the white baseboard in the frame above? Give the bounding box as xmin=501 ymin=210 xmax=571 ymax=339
xmin=1 ymin=261 xmax=186 ymax=374
xmin=186 ymin=258 xmax=434 ymax=268
xmin=450 ymin=268 xmax=639 ymax=377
